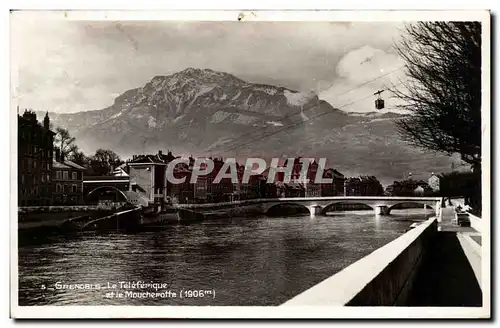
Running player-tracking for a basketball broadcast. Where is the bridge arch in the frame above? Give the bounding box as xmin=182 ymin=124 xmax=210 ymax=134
xmin=387 ymin=202 xmax=434 ymax=215
xmin=266 ymin=203 xmax=311 ymax=216
xmin=85 ymin=186 xmax=130 ymax=204
xmin=321 ymin=202 xmax=375 ymax=215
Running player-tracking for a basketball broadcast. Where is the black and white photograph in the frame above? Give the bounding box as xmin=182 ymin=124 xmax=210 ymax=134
xmin=10 ymin=10 xmax=490 ymax=319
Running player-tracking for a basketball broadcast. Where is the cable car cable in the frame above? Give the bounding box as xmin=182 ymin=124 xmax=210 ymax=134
xmin=209 ymin=79 xmax=407 ymax=156
xmin=204 ymin=66 xmax=404 ymax=157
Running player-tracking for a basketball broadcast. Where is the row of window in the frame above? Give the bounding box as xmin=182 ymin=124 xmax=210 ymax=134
xmin=55 ymin=171 xmax=79 ymax=180
xmin=19 ymin=184 xmax=81 ymax=196
xmin=19 ymin=143 xmax=52 ymax=157
xmin=20 ymin=174 xmax=51 ymax=185
xmin=55 ymin=184 xmax=79 ymax=193
xmin=19 ymin=158 xmax=51 ymax=170
xmin=19 ymin=187 xmax=49 ymax=197
xmin=19 ymin=130 xmax=53 ymax=145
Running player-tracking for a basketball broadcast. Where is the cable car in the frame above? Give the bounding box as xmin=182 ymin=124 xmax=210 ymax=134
xmin=374 ymin=90 xmax=385 ymax=110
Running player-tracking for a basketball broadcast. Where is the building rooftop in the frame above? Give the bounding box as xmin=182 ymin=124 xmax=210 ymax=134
xmin=52 ymin=159 xmax=72 ymax=169
xmin=128 ymin=150 xmax=177 ymax=165
xmin=64 ymin=160 xmax=85 ymax=170
xmin=129 ymin=154 xmax=168 ymax=164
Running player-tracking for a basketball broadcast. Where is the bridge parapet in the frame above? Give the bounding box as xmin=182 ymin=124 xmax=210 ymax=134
xmin=173 ymin=196 xmax=443 ymax=217
xmin=258 ymin=197 xmax=442 ymax=217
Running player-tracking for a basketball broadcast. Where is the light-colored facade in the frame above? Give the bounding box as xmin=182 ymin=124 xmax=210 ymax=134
xmin=51 ymin=152 xmax=85 ymax=205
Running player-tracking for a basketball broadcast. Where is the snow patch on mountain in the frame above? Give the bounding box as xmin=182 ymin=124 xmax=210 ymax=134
xmin=232 ymin=114 xmax=258 ymax=125
xmin=109 ymin=112 xmax=123 ymax=120
xmin=205 ymin=136 xmax=234 ymax=151
xmin=210 ymin=111 xmax=231 ymax=123
xmin=232 ymin=91 xmax=242 ymax=101
xmin=148 ymin=116 xmax=156 ymax=128
xmin=254 ymin=86 xmax=278 ymax=96
xmin=284 ymin=90 xmax=316 ymax=107
xmin=173 ymin=115 xmax=186 ymax=123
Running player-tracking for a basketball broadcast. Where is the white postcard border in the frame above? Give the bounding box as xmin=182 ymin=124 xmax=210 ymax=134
xmin=9 ymin=9 xmax=491 ymax=319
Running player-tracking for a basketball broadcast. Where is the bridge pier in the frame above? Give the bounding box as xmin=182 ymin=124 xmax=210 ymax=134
xmin=308 ymin=205 xmax=323 ymax=217
xmin=375 ymin=205 xmax=390 ymax=215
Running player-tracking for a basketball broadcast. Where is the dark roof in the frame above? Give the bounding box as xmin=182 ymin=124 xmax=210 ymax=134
xmin=129 ymin=154 xmax=167 ymax=164
xmin=64 ymin=160 xmax=86 ymax=170
xmin=129 ymin=150 xmax=177 ymax=165
xmin=52 ymin=159 xmax=71 ymax=169
xmin=332 ymin=169 xmax=344 ymax=177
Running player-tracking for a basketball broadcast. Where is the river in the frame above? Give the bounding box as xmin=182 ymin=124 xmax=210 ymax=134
xmin=18 ymin=209 xmax=433 ymax=306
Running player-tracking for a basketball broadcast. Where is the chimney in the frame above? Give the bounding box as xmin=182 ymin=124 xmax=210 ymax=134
xmin=43 ymin=112 xmax=50 ymax=129
xmin=158 ymin=150 xmax=163 ymax=156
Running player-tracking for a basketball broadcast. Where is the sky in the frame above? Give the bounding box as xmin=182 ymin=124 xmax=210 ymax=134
xmin=11 ymin=15 xmax=408 ymax=114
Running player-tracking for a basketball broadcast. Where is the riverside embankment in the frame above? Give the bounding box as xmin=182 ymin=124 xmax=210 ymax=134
xmin=18 ymin=205 xmax=141 ymax=244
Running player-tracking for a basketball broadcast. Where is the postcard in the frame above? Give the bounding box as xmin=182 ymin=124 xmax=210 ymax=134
xmin=10 ymin=9 xmax=491 ymax=319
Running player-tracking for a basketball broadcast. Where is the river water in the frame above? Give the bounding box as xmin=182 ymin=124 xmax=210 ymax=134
xmin=18 ymin=209 xmax=432 ymax=306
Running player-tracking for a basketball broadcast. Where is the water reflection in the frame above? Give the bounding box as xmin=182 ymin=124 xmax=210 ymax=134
xmin=18 ymin=209 xmax=433 ymax=306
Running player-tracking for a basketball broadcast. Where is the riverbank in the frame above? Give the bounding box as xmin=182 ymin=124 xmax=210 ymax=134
xmin=17 ymin=204 xmax=139 ymax=245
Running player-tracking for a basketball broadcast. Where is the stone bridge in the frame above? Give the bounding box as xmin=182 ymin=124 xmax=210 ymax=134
xmin=176 ymin=196 xmax=443 ymax=218
xmin=258 ymin=196 xmax=443 ymax=217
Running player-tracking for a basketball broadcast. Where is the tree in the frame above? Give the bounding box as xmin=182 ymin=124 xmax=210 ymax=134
xmin=54 ymin=127 xmax=78 ymax=158
xmin=392 ymin=22 xmax=481 ymax=168
xmin=88 ymin=149 xmax=122 ymax=176
xmin=68 ymin=148 xmax=89 ymax=167
xmin=345 ymin=176 xmax=384 ymax=196
xmin=385 ymin=179 xmax=433 ymax=197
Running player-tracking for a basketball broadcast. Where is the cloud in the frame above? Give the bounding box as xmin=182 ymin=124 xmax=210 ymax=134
xmin=319 ymin=45 xmax=408 ymax=113
xmin=11 ymin=15 xmax=406 ymax=113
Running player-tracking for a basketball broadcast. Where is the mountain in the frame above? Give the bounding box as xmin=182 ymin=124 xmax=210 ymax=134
xmin=42 ymin=68 xmax=463 ymax=186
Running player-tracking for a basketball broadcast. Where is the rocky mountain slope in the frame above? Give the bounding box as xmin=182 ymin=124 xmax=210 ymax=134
xmin=42 ymin=68 xmax=461 ymax=185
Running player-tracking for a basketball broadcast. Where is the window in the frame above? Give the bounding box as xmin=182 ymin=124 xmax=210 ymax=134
xmin=21 ymin=174 xmax=24 ymax=184
xmin=47 ymin=163 xmax=50 ymax=170
xmin=56 ymin=184 xmax=61 ymax=193
xmin=63 ymin=171 xmax=68 ymax=180
xmin=46 ymin=174 xmax=50 ymax=182
xmin=33 ymin=161 xmax=37 ymax=169
xmin=56 ymin=171 xmax=62 ymax=179
xmin=41 ymin=175 xmax=45 ymax=183
xmin=72 ymin=172 xmax=77 ymax=180
xmin=72 ymin=184 xmax=77 ymax=193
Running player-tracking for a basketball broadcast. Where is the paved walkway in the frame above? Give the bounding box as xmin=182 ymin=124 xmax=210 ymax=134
xmin=406 ymin=206 xmax=482 ymax=306
xmin=439 ymin=206 xmax=477 ymax=232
